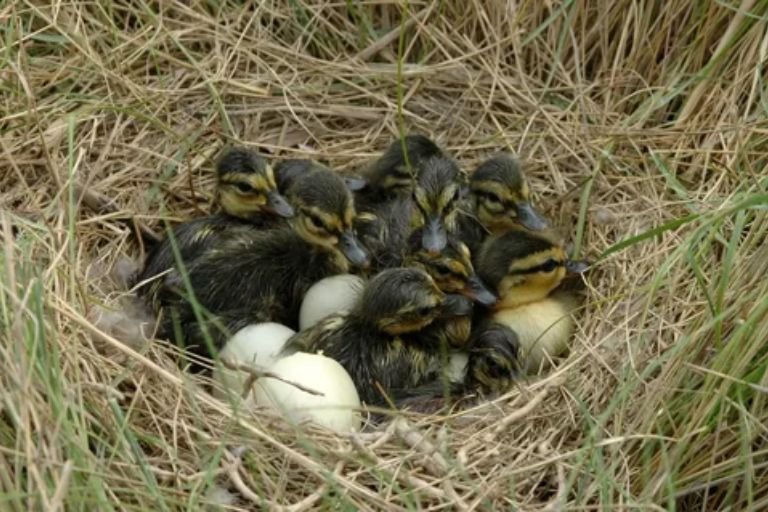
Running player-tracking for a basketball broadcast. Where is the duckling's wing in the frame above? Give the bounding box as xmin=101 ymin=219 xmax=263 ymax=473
xmin=138 ymin=215 xmax=251 ymax=291
xmin=280 ymin=314 xmax=347 ymax=356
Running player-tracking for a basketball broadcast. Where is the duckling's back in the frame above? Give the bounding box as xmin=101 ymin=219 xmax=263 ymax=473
xmin=285 ymin=315 xmax=447 ymax=407
xmin=156 ymin=227 xmax=351 ymax=354
xmin=136 ymin=214 xmax=261 ymax=303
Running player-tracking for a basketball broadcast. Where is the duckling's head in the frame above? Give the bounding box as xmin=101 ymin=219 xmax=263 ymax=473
xmin=216 ymin=147 xmax=295 ymax=219
xmin=467 ymin=322 xmax=520 ymax=395
xmin=411 ymin=156 xmax=466 ymax=253
xmin=366 ymin=134 xmax=444 ymax=194
xmin=276 ymin=159 xmax=366 ymax=194
xmin=355 ymin=268 xmax=473 ymax=335
xmin=470 ymin=153 xmax=548 ymax=232
xmin=287 ymin=169 xmax=370 ymax=268
xmin=476 ymin=230 xmax=588 ymax=309
xmin=405 ymin=234 xmax=497 ymax=307
xmin=274 ymin=158 xmax=320 ymax=192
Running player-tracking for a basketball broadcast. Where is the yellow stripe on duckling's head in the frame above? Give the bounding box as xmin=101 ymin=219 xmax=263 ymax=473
xmin=216 ymin=147 xmax=294 ymax=219
xmin=366 ymin=134 xmax=443 ymax=193
xmin=410 ymin=156 xmax=466 ymax=253
xmin=477 ymin=229 xmax=569 ymax=309
xmin=287 ymin=167 xmax=370 ymax=269
xmin=405 ymin=235 xmax=496 ymax=306
xmin=470 ymin=153 xmax=548 ymax=232
xmin=412 ymin=156 xmax=464 ymax=222
xmin=354 ymin=267 xmax=446 ymax=335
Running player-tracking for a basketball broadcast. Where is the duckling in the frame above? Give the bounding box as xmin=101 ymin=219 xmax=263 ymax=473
xmin=412 ymin=155 xmax=466 ymax=253
xmin=275 ymin=158 xmax=367 ymax=197
xmin=281 ymin=267 xmax=474 ymax=407
xmin=153 ymin=168 xmax=370 ymax=362
xmin=464 ymin=322 xmax=521 ymax=395
xmin=404 ymin=233 xmax=496 ymax=306
xmin=354 ymin=194 xmax=416 ymax=270
xmin=355 ymin=134 xmax=466 ymax=253
xmin=137 ymin=147 xmax=293 ymax=303
xmin=458 ymin=153 xmax=549 ymax=253
xmin=476 ymin=229 xmax=588 ymax=373
xmin=341 ymin=228 xmax=496 ymax=348
xmin=403 ymin=233 xmax=497 ymax=348
xmin=356 ymin=155 xmax=467 ymax=260
xmin=216 ymin=147 xmax=295 ymax=220
xmin=359 ymin=134 xmax=445 ymax=202
xmin=380 ymin=322 xmax=521 ymax=412
xmin=273 ymin=158 xmax=317 ymax=192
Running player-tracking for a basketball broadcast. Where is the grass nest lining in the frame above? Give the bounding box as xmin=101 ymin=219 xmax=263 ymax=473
xmin=2 ymin=1 xmax=767 ymax=509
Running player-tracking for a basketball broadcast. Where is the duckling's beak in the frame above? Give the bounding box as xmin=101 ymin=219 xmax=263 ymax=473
xmin=267 ymin=190 xmax=295 ymax=218
xmin=340 ymin=231 xmax=370 ymax=268
xmin=516 ymin=202 xmax=549 ymax=231
xmin=440 ymin=294 xmax=474 ymax=318
xmin=565 ymin=259 xmax=590 ymax=274
xmin=422 ymin=216 xmax=448 ymax=254
xmin=462 ymin=275 xmax=498 ymax=307
xmin=343 ymin=176 xmax=367 ymax=191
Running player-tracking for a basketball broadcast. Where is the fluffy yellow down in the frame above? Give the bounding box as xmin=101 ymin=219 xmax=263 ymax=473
xmin=492 ymin=294 xmax=577 ymax=373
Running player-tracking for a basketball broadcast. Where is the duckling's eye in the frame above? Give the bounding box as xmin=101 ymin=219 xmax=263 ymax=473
xmin=306 ymin=215 xmax=324 ymax=231
xmin=234 ymin=182 xmax=256 ymax=194
xmin=539 ymin=259 xmax=559 ymax=273
xmin=415 ymin=306 xmax=433 ymax=317
xmin=482 ymin=192 xmax=502 ymax=206
xmin=432 ymin=264 xmax=452 ymax=277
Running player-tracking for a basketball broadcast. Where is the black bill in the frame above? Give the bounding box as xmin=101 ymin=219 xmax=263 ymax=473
xmin=267 ymin=190 xmax=295 ymax=218
xmin=516 ymin=202 xmax=549 ymax=231
xmin=340 ymin=231 xmax=370 ymax=268
xmin=422 ymin=216 xmax=448 ymax=254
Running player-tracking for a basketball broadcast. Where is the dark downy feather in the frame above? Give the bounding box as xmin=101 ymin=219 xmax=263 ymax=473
xmin=156 ymin=226 xmax=351 ymax=359
xmin=282 ymin=268 xmax=471 ymax=407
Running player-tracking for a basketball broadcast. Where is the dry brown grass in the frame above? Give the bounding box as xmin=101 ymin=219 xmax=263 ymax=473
xmin=2 ymin=1 xmax=767 ymax=510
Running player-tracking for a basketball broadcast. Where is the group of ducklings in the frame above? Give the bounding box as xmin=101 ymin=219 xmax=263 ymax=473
xmin=136 ymin=135 xmax=589 ymax=429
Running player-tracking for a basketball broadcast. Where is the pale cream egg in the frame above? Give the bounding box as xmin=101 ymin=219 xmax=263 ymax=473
xmin=299 ymin=274 xmax=364 ymax=330
xmin=213 ymin=322 xmax=296 ymax=401
xmin=253 ymin=352 xmax=362 ymax=432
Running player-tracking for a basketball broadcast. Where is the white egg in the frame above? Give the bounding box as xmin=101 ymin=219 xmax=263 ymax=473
xmin=446 ymin=351 xmax=469 ymax=383
xmin=253 ymin=352 xmax=361 ymax=432
xmin=299 ymin=274 xmax=364 ymax=330
xmin=213 ymin=322 xmax=296 ymax=401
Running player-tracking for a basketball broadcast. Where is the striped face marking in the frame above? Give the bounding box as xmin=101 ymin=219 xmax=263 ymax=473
xmin=217 ymin=167 xmax=284 ymax=218
xmin=409 ymin=243 xmax=472 ymax=293
xmin=381 ymin=167 xmax=414 ymax=192
xmin=496 ymin=247 xmax=567 ymax=308
xmin=472 ymin=180 xmax=529 ymax=228
xmin=412 ymin=183 xmax=460 ymax=226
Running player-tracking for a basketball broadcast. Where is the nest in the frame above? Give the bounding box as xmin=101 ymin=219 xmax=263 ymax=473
xmin=2 ymin=1 xmax=767 ymax=510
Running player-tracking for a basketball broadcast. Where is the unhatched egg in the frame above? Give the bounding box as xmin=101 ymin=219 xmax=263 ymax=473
xmin=299 ymin=274 xmax=364 ymax=330
xmin=253 ymin=352 xmax=362 ymax=432
xmin=213 ymin=322 xmax=296 ymax=401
